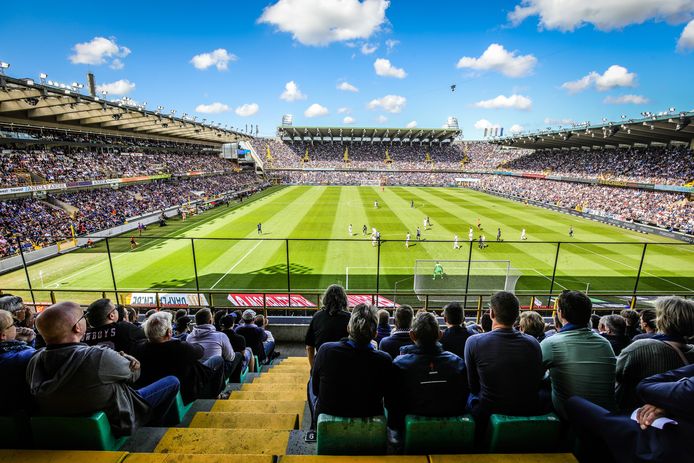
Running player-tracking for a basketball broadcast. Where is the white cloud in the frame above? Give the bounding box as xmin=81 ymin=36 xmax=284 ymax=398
xmin=304 ymin=103 xmax=329 ymax=117
xmin=377 ymin=115 xmax=388 ymax=123
xmin=406 ymin=120 xmax=417 ymax=128
xmin=510 ymin=124 xmax=525 ymax=133
xmin=678 ymin=19 xmax=694 ymax=51
xmin=603 ymin=94 xmax=649 ymax=104
xmin=191 ymin=49 xmax=237 ymax=71
xmin=235 ymin=103 xmax=259 ymax=116
xmin=95 ymin=79 xmax=135 ymax=96
xmin=109 ymin=59 xmax=124 ymax=70
xmin=195 ymin=102 xmax=230 ymax=114
xmin=474 ymin=119 xmax=500 ymax=130
xmin=474 ymin=94 xmax=532 ymax=110
xmin=258 ymin=0 xmax=390 ymax=46
xmin=367 ymin=94 xmax=407 ymax=113
xmin=456 ymin=43 xmax=537 ymax=77
xmin=337 ymin=107 xmax=351 ymax=114
xmin=374 ymin=58 xmax=407 ymax=78
xmin=508 ymin=0 xmax=694 ymax=31
xmin=385 ymin=39 xmax=399 ymax=52
xmin=361 ymin=43 xmax=378 ymax=54
xmin=337 ymin=81 xmax=359 ymax=92
xmin=280 ymin=81 xmax=307 ymax=101
xmin=561 ymin=65 xmax=637 ymax=93
xmin=70 ymin=37 xmax=131 ymax=66
xmin=343 ymin=116 xmax=355 ymax=124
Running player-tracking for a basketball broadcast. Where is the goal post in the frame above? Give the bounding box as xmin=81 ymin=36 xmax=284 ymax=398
xmin=413 ymin=259 xmax=521 ymax=302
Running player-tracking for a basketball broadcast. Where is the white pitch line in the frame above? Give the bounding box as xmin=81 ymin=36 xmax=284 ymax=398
xmin=530 ymin=268 xmax=568 ymax=290
xmin=209 ymin=241 xmax=263 ymax=289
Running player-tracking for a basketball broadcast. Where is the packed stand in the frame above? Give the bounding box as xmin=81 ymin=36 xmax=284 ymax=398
xmin=278 ymin=170 xmax=459 ymax=186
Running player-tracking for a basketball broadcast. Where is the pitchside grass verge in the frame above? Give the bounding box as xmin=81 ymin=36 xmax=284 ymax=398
xmin=1 ymin=185 xmax=692 ymax=307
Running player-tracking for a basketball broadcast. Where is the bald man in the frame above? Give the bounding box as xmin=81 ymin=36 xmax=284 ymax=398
xmin=26 ymin=302 xmax=181 ymax=436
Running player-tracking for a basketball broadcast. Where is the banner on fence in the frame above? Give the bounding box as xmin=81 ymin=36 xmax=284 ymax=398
xmin=126 ymin=293 xmax=209 ymax=307
xmin=227 ymin=293 xmax=398 ymax=308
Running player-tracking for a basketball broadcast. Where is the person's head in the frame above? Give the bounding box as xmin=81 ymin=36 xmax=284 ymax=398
xmin=35 ymin=302 xmax=86 ymax=345
xmin=221 ymin=314 xmax=236 ymax=330
xmin=195 ymin=308 xmax=213 ymax=326
xmin=590 ymin=314 xmax=601 ymax=330
xmin=620 ymin=309 xmax=640 ymax=328
xmin=639 ymin=309 xmax=657 ymax=333
xmin=654 ymin=296 xmax=694 ymax=338
xmin=410 ymin=311 xmax=442 ymax=347
xmin=480 ymin=312 xmax=492 ymax=332
xmin=348 ymin=303 xmax=378 ymax=345
xmin=143 ymin=311 xmax=173 ymax=343
xmin=443 ymin=301 xmax=464 ymax=327
xmin=176 ymin=315 xmax=192 ymax=333
xmin=0 ymin=295 xmax=26 ymax=322
xmin=557 ymin=290 xmax=592 ymax=327
xmin=377 ymin=309 xmax=390 ymax=327
xmin=86 ymin=298 xmax=118 ymax=327
xmin=0 ymin=310 xmax=17 ymax=342
xmin=241 ymin=309 xmax=256 ymax=324
xmin=322 ymin=284 xmax=348 ymax=315
xmin=213 ymin=310 xmax=226 ymax=329
xmin=489 ymin=291 xmax=520 ymax=328
xmin=144 ymin=309 xmax=157 ymax=321
xmin=175 ymin=309 xmax=188 ymax=321
xmin=518 ymin=311 xmax=545 ymax=339
xmin=127 ymin=308 xmax=138 ymax=324
xmin=394 ymin=305 xmax=414 ymax=330
xmin=599 ymin=315 xmax=626 ymax=336
xmin=254 ymin=314 xmax=267 ymax=328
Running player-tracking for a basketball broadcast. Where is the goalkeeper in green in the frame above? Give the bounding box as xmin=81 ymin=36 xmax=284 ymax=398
xmin=433 ymin=262 xmax=444 ymax=280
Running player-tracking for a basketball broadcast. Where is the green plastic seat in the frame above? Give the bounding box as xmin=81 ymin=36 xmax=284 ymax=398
xmin=30 ymin=411 xmax=127 ymax=450
xmin=0 ymin=414 xmax=31 ymax=449
xmin=240 ymin=365 xmax=249 ymax=383
xmin=486 ymin=412 xmax=562 ymax=453
xmin=174 ymin=392 xmax=193 ymax=422
xmin=404 ymin=414 xmax=475 ymax=454
xmin=317 ymin=413 xmax=387 ymax=455
xmin=254 ymin=355 xmax=260 ymax=372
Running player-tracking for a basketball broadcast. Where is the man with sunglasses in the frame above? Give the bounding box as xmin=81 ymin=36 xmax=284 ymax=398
xmin=83 ymin=298 xmax=146 ymax=355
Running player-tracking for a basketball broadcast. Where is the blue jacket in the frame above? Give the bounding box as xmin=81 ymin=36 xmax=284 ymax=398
xmin=388 ymin=343 xmax=468 ymax=428
xmin=379 ymin=330 xmax=413 ymax=359
xmin=0 ymin=341 xmax=35 ymax=413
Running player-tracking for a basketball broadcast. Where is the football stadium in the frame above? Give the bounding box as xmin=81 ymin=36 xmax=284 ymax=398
xmin=1 ymin=2 xmax=693 ymax=462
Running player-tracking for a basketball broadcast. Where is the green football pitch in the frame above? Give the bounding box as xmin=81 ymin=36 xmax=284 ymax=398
xmin=1 ymin=185 xmax=692 ymax=307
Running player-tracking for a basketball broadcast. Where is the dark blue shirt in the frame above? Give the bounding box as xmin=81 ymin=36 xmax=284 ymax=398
xmin=379 ymin=330 xmax=414 ymax=359
xmin=464 ymin=328 xmax=543 ymax=416
xmin=440 ymin=325 xmax=474 ymax=359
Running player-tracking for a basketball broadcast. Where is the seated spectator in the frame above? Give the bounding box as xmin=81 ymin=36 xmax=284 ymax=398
xmin=173 ymin=315 xmax=191 ymax=341
xmin=84 ymin=298 xmax=146 ymax=354
xmin=0 ymin=295 xmax=36 ymax=344
xmin=221 ymin=314 xmax=254 ymax=372
xmin=541 ymin=290 xmax=617 ymax=420
xmin=633 ymin=309 xmax=657 ymax=341
xmin=311 ymin=303 xmax=394 ymax=419
xmin=599 ymin=314 xmax=631 ymax=355
xmin=376 ymin=309 xmax=391 ymax=344
xmin=379 ymin=305 xmax=414 ymax=359
xmin=388 ymin=311 xmax=468 ymax=432
xmin=26 ymin=302 xmax=180 ymax=436
xmin=440 ymin=301 xmax=474 ymax=358
xmin=235 ymin=309 xmax=269 ymax=363
xmin=590 ymin=314 xmax=601 ymax=332
xmin=254 ymin=314 xmax=280 ymax=361
xmin=0 ymin=310 xmax=35 ymax=413
xmin=134 ymin=312 xmax=225 ymax=404
xmin=127 ymin=308 xmax=140 ymax=326
xmin=518 ymin=311 xmax=546 ymax=342
xmin=305 ymin=284 xmax=350 ymax=368
xmin=615 ymin=296 xmax=694 ymax=411
xmin=567 ymin=364 xmax=694 ymax=463
xmin=479 ymin=312 xmax=492 ymax=333
xmin=621 ymin=309 xmax=643 ymax=340
xmin=187 ymin=309 xmax=241 ymax=382
xmin=464 ymin=291 xmax=544 ymax=437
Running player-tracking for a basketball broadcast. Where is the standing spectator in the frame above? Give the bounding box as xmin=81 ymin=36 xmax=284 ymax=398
xmin=376 ymin=309 xmax=391 ymax=345
xmin=599 ymin=315 xmax=631 ymax=356
xmin=440 ymin=301 xmax=474 ymax=358
xmin=633 ymin=309 xmax=657 ymax=341
xmin=518 ymin=311 xmax=547 ymax=342
xmin=0 ymin=310 xmax=35 ymax=413
xmin=305 ymin=284 xmax=350 ymax=368
xmin=187 ymin=309 xmax=241 ymax=382
xmin=84 ymin=299 xmax=146 ymax=355
xmin=379 ymin=305 xmax=415 ymax=359
xmin=541 ymin=290 xmax=617 ymax=420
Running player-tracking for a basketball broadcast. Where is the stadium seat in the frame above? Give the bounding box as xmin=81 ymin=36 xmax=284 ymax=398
xmin=189 ymin=412 xmax=299 ymax=430
xmin=254 ymin=355 xmax=260 ymax=372
xmin=0 ymin=450 xmax=128 ymax=463
xmin=240 ymin=365 xmax=249 ymax=383
xmin=403 ymin=414 xmax=475 ymax=454
xmin=174 ymin=392 xmax=193 ymax=422
xmin=154 ymin=428 xmax=290 ymax=455
xmin=123 ymin=454 xmax=273 ymax=463
xmin=29 ymin=412 xmax=128 ymax=451
xmin=0 ymin=414 xmax=31 ymax=449
xmin=316 ymin=414 xmax=387 ymax=455
xmin=485 ymin=413 xmax=562 ymax=453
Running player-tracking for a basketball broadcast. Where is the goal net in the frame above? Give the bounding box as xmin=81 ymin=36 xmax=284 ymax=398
xmin=413 ymin=259 xmax=521 ymax=302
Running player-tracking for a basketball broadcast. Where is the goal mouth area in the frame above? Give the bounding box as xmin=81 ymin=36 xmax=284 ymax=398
xmin=414 ymin=259 xmax=521 ymax=302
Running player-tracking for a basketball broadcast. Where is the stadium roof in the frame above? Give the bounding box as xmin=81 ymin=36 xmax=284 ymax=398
xmin=277 ymin=125 xmax=461 ymax=144
xmin=0 ymin=75 xmax=249 ymax=145
xmin=490 ymin=111 xmax=694 ymax=150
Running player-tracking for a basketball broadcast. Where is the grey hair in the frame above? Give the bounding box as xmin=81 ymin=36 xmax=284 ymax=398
xmin=411 ymin=311 xmax=440 ymax=346
xmin=0 ymin=296 xmax=24 ymax=314
xmin=655 ymin=296 xmax=694 ymax=338
xmin=348 ymin=303 xmax=378 ymax=345
xmin=599 ymin=314 xmax=625 ymax=336
xmin=143 ymin=311 xmax=173 ymax=341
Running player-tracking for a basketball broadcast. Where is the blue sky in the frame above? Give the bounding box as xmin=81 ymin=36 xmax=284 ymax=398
xmin=1 ymin=0 xmax=693 ymax=138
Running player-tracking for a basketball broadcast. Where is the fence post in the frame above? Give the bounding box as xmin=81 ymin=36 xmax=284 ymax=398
xmin=285 ymin=239 xmax=291 ymax=309
xmin=16 ymin=237 xmax=36 ymax=306
xmin=376 ymin=238 xmax=381 ymax=308
xmin=548 ymin=242 xmax=562 ymax=302
xmin=190 ymin=238 xmax=200 ymax=294
xmin=104 ymin=238 xmax=119 ymax=302
xmin=463 ymin=242 xmax=474 ymax=310
xmin=631 ymin=243 xmax=648 ymax=308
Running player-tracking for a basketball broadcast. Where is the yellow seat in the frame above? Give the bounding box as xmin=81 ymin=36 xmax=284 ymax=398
xmin=124 ymin=454 xmax=273 ymax=463
xmin=429 ymin=455 xmax=579 ymax=463
xmin=242 ymin=382 xmax=304 ymax=391
xmin=189 ymin=412 xmax=299 ymax=430
xmin=0 ymin=450 xmax=127 ymax=463
xmin=154 ymin=429 xmax=289 ymax=455
xmin=228 ymin=391 xmax=306 ymax=401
